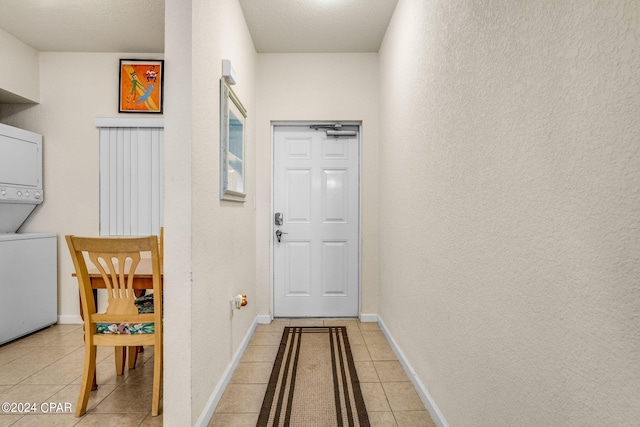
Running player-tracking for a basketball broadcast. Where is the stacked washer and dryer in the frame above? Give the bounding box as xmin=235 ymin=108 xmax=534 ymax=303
xmin=0 ymin=123 xmax=57 ymax=345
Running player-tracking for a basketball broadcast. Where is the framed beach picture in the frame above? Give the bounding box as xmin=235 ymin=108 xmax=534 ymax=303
xmin=220 ymin=78 xmax=247 ymax=202
xmin=119 ymin=59 xmax=164 ymax=113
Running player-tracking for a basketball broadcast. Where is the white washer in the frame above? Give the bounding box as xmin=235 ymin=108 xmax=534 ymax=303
xmin=0 ymin=233 xmax=57 ymax=345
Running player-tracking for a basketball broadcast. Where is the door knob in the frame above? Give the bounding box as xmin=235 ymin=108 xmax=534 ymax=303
xmin=275 ymin=229 xmax=288 ymax=243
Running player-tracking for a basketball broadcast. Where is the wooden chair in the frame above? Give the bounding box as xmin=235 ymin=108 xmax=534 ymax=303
xmin=66 ymin=235 xmax=163 ymax=417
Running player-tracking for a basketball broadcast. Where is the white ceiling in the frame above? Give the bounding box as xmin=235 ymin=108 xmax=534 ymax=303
xmin=239 ymin=0 xmax=399 ymax=53
xmin=0 ymin=0 xmax=397 ymax=54
xmin=0 ymin=0 xmax=165 ymax=53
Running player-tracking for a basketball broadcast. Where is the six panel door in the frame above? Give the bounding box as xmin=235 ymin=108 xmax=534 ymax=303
xmin=273 ymin=125 xmax=359 ymax=317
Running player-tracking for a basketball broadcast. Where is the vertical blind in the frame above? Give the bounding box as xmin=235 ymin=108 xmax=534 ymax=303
xmin=96 ymin=119 xmax=164 ymax=236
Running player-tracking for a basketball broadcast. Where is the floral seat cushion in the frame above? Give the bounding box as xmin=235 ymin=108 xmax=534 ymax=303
xmin=96 ymin=293 xmax=156 ymax=334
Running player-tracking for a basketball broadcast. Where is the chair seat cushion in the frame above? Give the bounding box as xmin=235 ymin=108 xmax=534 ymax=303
xmin=96 ymin=294 xmax=155 ymax=334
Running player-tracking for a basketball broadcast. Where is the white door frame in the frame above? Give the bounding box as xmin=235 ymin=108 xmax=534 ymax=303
xmin=270 ymin=121 xmax=362 ymax=318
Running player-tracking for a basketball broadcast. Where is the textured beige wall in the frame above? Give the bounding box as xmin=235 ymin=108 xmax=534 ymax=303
xmin=378 ymin=1 xmax=640 ymax=426
xmin=182 ymin=0 xmax=257 ymax=423
xmin=163 ymin=0 xmax=192 ymax=423
xmin=255 ymin=53 xmax=380 ymax=317
xmin=0 ymin=28 xmax=39 ymax=102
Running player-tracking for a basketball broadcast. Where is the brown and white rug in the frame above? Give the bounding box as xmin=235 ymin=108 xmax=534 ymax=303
xmin=257 ymin=326 xmax=370 ymax=427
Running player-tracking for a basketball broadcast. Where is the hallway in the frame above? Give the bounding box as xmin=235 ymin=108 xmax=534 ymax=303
xmin=212 ymin=318 xmax=435 ymax=426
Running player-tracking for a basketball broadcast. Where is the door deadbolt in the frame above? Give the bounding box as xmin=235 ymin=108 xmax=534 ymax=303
xmin=275 ymin=212 xmax=283 ymax=226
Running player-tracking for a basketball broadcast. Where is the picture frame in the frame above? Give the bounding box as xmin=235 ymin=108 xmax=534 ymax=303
xmin=119 ymin=59 xmax=164 ymax=114
xmin=220 ymin=78 xmax=247 ymax=202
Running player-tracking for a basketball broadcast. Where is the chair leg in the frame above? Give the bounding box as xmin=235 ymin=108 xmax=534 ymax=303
xmin=114 ymin=346 xmax=125 ymax=375
xmin=76 ymin=343 xmax=96 ymax=417
xmin=151 ymin=341 xmax=163 ymax=416
xmin=128 ymin=346 xmax=139 ymax=369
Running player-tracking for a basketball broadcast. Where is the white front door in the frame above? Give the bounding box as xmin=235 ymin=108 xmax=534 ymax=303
xmin=273 ymin=124 xmax=359 ymax=317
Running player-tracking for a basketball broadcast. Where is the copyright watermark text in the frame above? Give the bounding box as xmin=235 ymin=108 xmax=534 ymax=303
xmin=2 ymin=401 xmax=72 ymax=413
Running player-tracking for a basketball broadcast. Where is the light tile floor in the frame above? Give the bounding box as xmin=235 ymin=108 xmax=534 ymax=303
xmin=211 ymin=318 xmax=436 ymax=427
xmin=0 ymin=324 xmax=161 ymax=427
xmin=0 ymin=320 xmax=436 ymax=427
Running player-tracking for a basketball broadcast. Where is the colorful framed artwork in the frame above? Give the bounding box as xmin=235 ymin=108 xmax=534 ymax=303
xmin=119 ymin=59 xmax=164 ymax=114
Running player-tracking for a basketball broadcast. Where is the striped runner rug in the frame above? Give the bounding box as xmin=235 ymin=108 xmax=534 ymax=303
xmin=257 ymin=326 xmax=370 ymax=427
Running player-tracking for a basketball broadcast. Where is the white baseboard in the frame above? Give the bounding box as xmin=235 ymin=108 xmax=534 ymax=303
xmin=57 ymin=315 xmax=83 ymax=324
xmin=359 ymin=313 xmax=378 ymax=323
xmin=377 ymin=315 xmax=450 ymax=427
xmin=194 ymin=316 xmax=258 ymax=427
xmin=256 ymin=314 xmax=272 ymax=324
